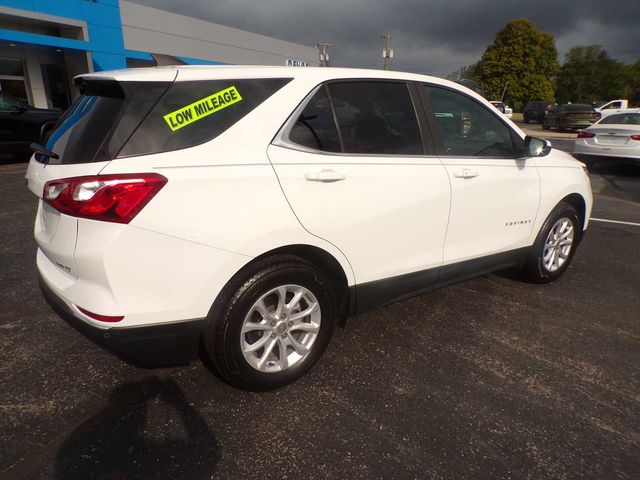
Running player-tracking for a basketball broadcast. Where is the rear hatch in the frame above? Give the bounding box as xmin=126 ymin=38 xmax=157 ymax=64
xmin=26 ymin=70 xmax=177 ymax=278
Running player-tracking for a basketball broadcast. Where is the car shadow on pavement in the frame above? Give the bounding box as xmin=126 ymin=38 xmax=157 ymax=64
xmin=54 ymin=376 xmax=220 ymax=480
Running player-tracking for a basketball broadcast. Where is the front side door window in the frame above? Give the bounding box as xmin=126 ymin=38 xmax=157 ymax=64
xmin=425 ymin=85 xmax=522 ymax=158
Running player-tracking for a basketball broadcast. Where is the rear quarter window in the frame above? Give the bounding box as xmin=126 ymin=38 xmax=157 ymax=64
xmin=119 ymin=78 xmax=292 ymax=157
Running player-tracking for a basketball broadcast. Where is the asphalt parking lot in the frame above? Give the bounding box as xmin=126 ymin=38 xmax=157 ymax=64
xmin=1 ymin=139 xmax=638 ymax=479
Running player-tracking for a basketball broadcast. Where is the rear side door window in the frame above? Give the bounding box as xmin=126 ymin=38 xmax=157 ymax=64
xmin=328 ymin=81 xmax=423 ymax=155
xmin=287 ymin=86 xmax=341 ymax=152
xmin=284 ymin=80 xmax=424 ymax=155
xmin=422 ymin=85 xmax=522 ymax=158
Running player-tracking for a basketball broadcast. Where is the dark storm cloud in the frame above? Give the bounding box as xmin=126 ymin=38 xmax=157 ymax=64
xmin=132 ymin=0 xmax=640 ymax=76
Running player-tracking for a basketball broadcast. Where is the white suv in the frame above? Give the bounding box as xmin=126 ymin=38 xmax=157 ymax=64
xmin=27 ymin=66 xmax=592 ymax=390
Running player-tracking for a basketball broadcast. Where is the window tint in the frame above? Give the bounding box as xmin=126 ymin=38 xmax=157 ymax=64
xmin=560 ymin=104 xmax=594 ymax=113
xmin=424 ymin=85 xmax=521 ymax=157
xmin=45 ymin=81 xmax=170 ymax=164
xmin=121 ymin=78 xmax=292 ymax=157
xmin=288 ymin=86 xmax=340 ymax=152
xmin=603 ymin=102 xmax=622 ymax=110
xmin=600 ymin=113 xmax=640 ymax=125
xmin=0 ymin=91 xmax=20 ymax=110
xmin=327 ymin=81 xmax=422 ymax=155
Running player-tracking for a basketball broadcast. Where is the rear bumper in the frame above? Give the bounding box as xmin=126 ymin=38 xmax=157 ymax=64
xmin=573 ymin=144 xmax=640 ymax=161
xmin=39 ymin=273 xmax=206 ymax=367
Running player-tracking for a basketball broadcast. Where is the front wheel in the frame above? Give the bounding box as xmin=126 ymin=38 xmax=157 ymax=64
xmin=521 ymin=203 xmax=581 ymax=283
xmin=204 ymin=257 xmax=336 ymax=390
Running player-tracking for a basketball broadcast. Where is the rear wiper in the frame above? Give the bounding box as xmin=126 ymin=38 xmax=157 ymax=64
xmin=30 ymin=142 xmax=59 ymax=164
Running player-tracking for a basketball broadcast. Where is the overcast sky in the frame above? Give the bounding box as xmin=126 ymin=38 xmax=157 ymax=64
xmin=132 ymin=0 xmax=640 ymax=76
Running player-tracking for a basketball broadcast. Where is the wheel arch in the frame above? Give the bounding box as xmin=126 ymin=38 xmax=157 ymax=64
xmin=560 ymin=192 xmax=587 ymax=232
xmin=223 ymin=244 xmax=352 ymax=325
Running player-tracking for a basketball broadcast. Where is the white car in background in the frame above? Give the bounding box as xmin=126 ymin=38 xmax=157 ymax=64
xmin=490 ymin=100 xmax=513 ymax=118
xmin=27 ymin=66 xmax=592 ymax=390
xmin=595 ymin=99 xmax=640 ymax=118
xmin=574 ymin=112 xmax=640 ymax=162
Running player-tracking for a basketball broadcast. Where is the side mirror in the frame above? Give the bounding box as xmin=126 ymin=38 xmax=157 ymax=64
xmin=524 ymin=136 xmax=552 ymax=157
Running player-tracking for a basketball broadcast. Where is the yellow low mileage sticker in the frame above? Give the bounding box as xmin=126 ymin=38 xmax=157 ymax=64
xmin=163 ymin=86 xmax=243 ymax=131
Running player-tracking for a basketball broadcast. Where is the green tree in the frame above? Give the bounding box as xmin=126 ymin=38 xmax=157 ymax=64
xmin=474 ymin=19 xmax=559 ymax=110
xmin=556 ymin=46 xmax=630 ymax=103
xmin=627 ymin=59 xmax=640 ymax=101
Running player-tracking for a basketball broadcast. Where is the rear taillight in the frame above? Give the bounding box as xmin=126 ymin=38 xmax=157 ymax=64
xmin=577 ymin=132 xmax=595 ymax=138
xmin=43 ymin=173 xmax=167 ymax=224
xmin=630 ymin=135 xmax=640 ymax=141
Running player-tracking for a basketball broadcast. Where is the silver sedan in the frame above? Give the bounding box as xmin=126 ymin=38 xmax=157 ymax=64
xmin=573 ymin=112 xmax=640 ymax=162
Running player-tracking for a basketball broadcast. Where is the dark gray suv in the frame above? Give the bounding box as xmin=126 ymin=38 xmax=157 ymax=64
xmin=523 ymin=101 xmax=553 ymax=124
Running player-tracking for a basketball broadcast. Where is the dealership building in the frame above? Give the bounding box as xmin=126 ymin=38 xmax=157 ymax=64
xmin=0 ymin=0 xmax=319 ymax=110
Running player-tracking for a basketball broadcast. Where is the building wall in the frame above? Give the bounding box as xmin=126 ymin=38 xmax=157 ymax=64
xmin=0 ymin=0 xmax=318 ymax=108
xmin=119 ymin=1 xmax=318 ymax=66
xmin=0 ymin=0 xmax=127 ymax=71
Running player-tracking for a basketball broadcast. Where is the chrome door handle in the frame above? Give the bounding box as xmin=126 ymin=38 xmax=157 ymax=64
xmin=304 ymin=169 xmax=347 ymax=183
xmin=453 ymin=169 xmax=479 ymax=179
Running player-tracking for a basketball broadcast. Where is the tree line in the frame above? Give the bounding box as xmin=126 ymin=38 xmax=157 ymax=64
xmin=448 ymin=19 xmax=640 ymax=111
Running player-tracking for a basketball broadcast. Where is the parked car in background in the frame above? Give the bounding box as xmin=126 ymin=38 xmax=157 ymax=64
xmin=523 ymin=101 xmax=553 ymax=123
xmin=28 ymin=66 xmax=592 ymax=390
xmin=573 ymin=112 xmax=640 ymax=163
xmin=490 ymin=101 xmax=513 ymax=119
xmin=0 ymin=91 xmax=61 ymax=163
xmin=543 ymin=104 xmax=600 ymax=132
xmin=594 ymin=99 xmax=640 ymax=118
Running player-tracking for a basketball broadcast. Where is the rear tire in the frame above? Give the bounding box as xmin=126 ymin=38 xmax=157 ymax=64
xmin=203 ymin=256 xmax=336 ymax=390
xmin=555 ymin=120 xmax=562 ymax=132
xmin=542 ymin=120 xmax=550 ymax=130
xmin=521 ymin=203 xmax=581 ymax=283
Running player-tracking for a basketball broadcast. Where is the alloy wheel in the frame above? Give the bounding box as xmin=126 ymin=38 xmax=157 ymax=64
xmin=240 ymin=284 xmax=321 ymax=373
xmin=543 ymin=217 xmax=574 ymax=272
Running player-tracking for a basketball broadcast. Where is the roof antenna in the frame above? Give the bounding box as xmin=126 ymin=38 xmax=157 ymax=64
xmin=151 ymin=54 xmax=188 ymax=66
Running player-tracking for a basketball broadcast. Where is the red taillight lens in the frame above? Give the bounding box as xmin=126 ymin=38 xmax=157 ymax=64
xmin=77 ymin=306 xmax=124 ymax=323
xmin=43 ymin=173 xmax=167 ymax=224
xmin=577 ymin=132 xmax=595 ymax=138
xmin=630 ymin=135 xmax=640 ymax=141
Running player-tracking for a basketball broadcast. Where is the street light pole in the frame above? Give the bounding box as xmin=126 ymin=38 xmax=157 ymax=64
xmin=315 ymin=42 xmax=331 ymax=67
xmin=381 ymin=33 xmax=393 ymax=70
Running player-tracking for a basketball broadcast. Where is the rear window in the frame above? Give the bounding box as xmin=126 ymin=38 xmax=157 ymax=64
xmin=45 ymin=77 xmax=291 ymax=164
xmin=44 ymin=80 xmax=170 ymax=165
xmin=561 ymin=104 xmax=594 ymax=113
xmin=599 ymin=113 xmax=640 ymax=125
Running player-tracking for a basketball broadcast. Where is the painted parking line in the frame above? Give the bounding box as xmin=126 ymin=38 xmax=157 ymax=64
xmin=591 ymin=217 xmax=640 ymax=227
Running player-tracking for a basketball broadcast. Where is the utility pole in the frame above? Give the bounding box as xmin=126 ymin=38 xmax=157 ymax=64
xmin=381 ymin=33 xmax=393 ymax=70
xmin=315 ymin=42 xmax=331 ymax=67
xmin=500 ymin=80 xmax=509 ymax=101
